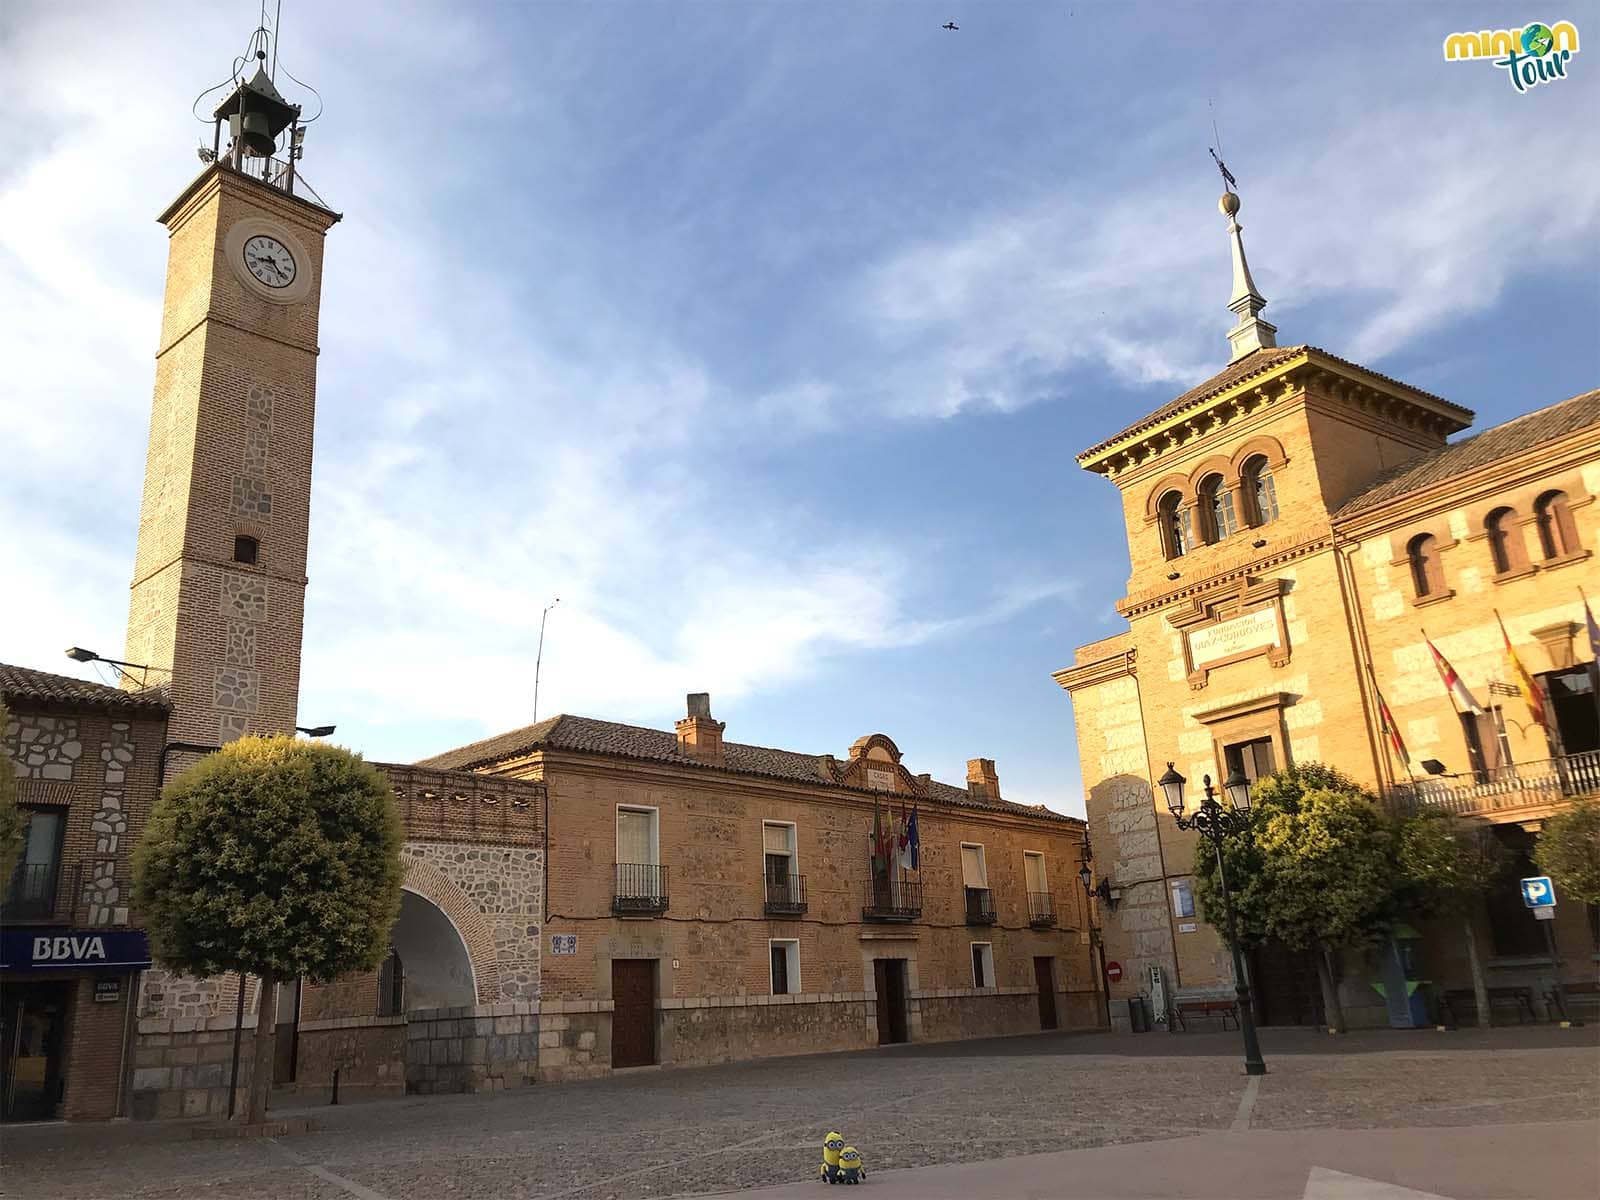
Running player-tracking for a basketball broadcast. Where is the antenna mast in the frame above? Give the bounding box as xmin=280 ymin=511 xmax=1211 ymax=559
xmin=533 ymin=598 xmax=560 ymax=723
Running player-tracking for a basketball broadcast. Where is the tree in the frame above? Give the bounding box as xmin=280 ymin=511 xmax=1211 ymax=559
xmin=0 ymin=701 xmax=22 ymax=886
xmin=1193 ymin=762 xmax=1398 ymax=1032
xmin=133 ymin=735 xmax=403 ymax=1123
xmin=1534 ymin=797 xmax=1600 ymax=907
xmin=1396 ymin=810 xmax=1506 ymax=1026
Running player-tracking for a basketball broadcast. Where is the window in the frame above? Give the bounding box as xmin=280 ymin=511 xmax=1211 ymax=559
xmin=614 ymin=806 xmax=664 ymax=907
xmin=960 ymin=843 xmax=988 ymax=889
xmin=763 ymin=821 xmax=803 ymax=910
xmin=1199 ymin=474 xmax=1238 ymax=542
xmin=1486 ymin=508 xmax=1524 ymax=574
xmin=970 ymin=942 xmax=995 ymax=989
xmin=1460 ymin=708 xmax=1513 ymax=782
xmin=1223 ymin=737 xmax=1276 ymax=782
xmin=1171 ymin=879 xmax=1196 ymax=919
xmin=1533 ymin=490 xmax=1579 ymax=559
xmin=377 ymin=951 xmax=405 ymax=1016
xmin=1023 ymin=851 xmax=1047 ymax=895
xmin=5 ymin=809 xmax=64 ymax=918
xmin=769 ymin=939 xmax=800 ymax=995
xmin=1407 ymin=533 xmax=1445 ymax=597
xmin=1242 ymin=456 xmax=1279 ymax=525
xmin=233 ymin=534 xmax=259 ymax=565
xmin=616 ymin=806 xmax=659 ymax=865
xmin=1544 ymin=666 xmax=1600 ymax=755
xmin=1159 ymin=491 xmax=1191 ymax=559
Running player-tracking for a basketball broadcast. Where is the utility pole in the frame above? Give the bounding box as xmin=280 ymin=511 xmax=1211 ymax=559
xmin=533 ymin=598 xmax=559 ymax=722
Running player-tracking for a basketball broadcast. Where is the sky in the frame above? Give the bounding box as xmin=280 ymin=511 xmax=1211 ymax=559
xmin=1 ymin=2 xmax=1597 ymax=816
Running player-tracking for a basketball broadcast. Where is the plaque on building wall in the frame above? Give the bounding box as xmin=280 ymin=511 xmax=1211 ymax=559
xmin=866 ymin=765 xmax=895 ymax=792
xmin=1169 ymin=578 xmax=1292 ymax=689
xmin=1187 ymin=607 xmax=1279 ymax=668
xmin=550 ymin=934 xmax=578 ymax=956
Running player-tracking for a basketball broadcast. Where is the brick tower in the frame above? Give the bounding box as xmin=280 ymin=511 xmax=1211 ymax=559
xmin=124 ymin=52 xmax=339 ymax=751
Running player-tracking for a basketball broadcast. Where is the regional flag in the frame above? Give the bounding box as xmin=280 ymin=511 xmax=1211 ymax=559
xmin=1498 ymin=612 xmax=1547 ymax=729
xmin=1424 ymin=634 xmax=1483 ymax=714
xmin=1376 ymin=689 xmax=1411 ymax=769
xmin=1583 ymin=588 xmax=1600 ymax=664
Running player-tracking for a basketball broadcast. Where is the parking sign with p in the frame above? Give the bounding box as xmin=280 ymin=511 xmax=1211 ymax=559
xmin=1520 ymin=876 xmax=1556 ymax=908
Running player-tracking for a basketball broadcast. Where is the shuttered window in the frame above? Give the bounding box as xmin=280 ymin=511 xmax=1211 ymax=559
xmin=961 ymin=844 xmax=987 ymax=888
xmin=1024 ymin=852 xmax=1047 ymax=893
xmin=617 ymin=808 xmax=655 ymax=865
xmin=763 ymin=823 xmax=792 ymax=855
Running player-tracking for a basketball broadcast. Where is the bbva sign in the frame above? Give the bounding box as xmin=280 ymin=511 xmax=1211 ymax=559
xmin=0 ymin=928 xmax=152 ymax=971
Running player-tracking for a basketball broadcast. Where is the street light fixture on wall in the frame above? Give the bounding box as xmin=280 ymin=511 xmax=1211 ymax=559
xmin=65 ymin=646 xmax=158 ymax=688
xmin=295 ymin=725 xmax=336 ymax=738
xmin=1158 ymin=761 xmax=1267 ymax=1077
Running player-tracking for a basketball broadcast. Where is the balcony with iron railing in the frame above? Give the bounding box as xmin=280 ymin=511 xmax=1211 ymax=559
xmin=2 ymin=860 xmax=132 ymax=926
xmin=3 ymin=862 xmax=60 ymax=921
xmin=207 ymin=146 xmax=332 ymax=210
xmin=1027 ymin=890 xmax=1057 ymax=927
xmin=862 ymin=879 xmax=923 ymax=922
xmin=964 ymin=886 xmax=997 ymax=925
xmin=613 ymin=863 xmax=669 ymax=914
xmin=764 ymin=874 xmax=808 ymax=916
xmin=1386 ymin=749 xmax=1600 ymax=820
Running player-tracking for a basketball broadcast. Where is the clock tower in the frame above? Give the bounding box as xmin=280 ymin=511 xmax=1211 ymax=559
xmin=124 ymin=48 xmax=339 ymax=751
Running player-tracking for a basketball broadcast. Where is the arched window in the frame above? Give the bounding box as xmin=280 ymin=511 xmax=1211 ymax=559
xmin=1159 ymin=491 xmax=1191 ymax=559
xmin=1533 ymin=490 xmax=1579 ymax=559
xmin=1199 ymin=474 xmax=1238 ymax=542
xmin=377 ymin=948 xmax=405 ymax=1017
xmin=1486 ymin=507 xmax=1525 ymax=574
xmin=1408 ymin=533 xmax=1444 ymax=598
xmin=1241 ymin=456 xmax=1279 ymax=525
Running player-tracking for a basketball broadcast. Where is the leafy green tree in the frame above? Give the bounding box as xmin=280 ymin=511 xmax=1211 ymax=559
xmin=1194 ymin=763 xmax=1398 ymax=1032
xmin=0 ymin=701 xmax=23 ymax=885
xmin=1534 ymin=797 xmax=1600 ymax=907
xmin=1396 ymin=811 xmax=1505 ymax=1026
xmin=133 ymin=735 xmax=403 ymax=1123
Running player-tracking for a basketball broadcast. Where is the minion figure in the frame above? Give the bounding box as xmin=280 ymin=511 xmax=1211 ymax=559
xmin=820 ymin=1132 xmax=845 ymax=1183
xmin=837 ymin=1145 xmax=864 ymax=1185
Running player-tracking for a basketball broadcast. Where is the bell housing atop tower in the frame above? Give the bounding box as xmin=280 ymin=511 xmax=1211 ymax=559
xmin=213 ymin=53 xmax=299 ymax=159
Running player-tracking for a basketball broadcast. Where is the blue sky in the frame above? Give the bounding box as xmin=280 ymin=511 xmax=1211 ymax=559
xmin=2 ymin=2 xmax=1596 ymax=815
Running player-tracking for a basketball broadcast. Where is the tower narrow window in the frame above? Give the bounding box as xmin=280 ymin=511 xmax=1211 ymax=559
xmin=233 ymin=534 xmax=259 ymax=565
xmin=1242 ymin=456 xmax=1279 ymax=525
xmin=1485 ymin=508 xmax=1525 ymax=574
xmin=1533 ymin=491 xmax=1578 ymax=559
xmin=1408 ymin=532 xmax=1444 ymax=598
xmin=1158 ymin=491 xmax=1190 ymax=559
xmin=1199 ymin=474 xmax=1237 ymax=542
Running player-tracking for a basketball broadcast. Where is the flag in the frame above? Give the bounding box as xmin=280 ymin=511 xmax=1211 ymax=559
xmin=871 ymin=797 xmax=886 ymax=876
xmin=1376 ymin=689 xmax=1411 ymax=770
xmin=895 ymin=800 xmax=911 ymax=871
xmin=905 ymin=805 xmax=920 ymax=871
xmin=1424 ymin=633 xmax=1483 ymax=714
xmin=1583 ymin=588 xmax=1600 ymax=664
xmin=1498 ymin=612 xmax=1547 ymax=729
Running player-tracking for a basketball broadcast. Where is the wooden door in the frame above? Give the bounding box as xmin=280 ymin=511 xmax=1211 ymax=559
xmin=874 ymin=959 xmax=908 ymax=1044
xmin=611 ymin=959 xmax=656 ymax=1068
xmin=1034 ymin=957 xmax=1058 ymax=1030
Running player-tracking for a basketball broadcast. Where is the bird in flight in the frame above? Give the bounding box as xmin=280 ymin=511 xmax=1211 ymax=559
xmin=943 ymin=22 xmax=959 ymax=31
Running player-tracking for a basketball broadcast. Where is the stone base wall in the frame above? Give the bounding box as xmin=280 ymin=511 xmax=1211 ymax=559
xmin=295 ymin=1016 xmax=406 ymax=1093
xmin=660 ymin=994 xmax=877 ymax=1068
xmin=406 ymin=1002 xmax=539 ymax=1094
xmin=537 ymin=1000 xmax=608 ymax=1081
xmin=130 ymin=1014 xmax=255 ymax=1120
xmin=915 ymin=988 xmax=1072 ymax=1041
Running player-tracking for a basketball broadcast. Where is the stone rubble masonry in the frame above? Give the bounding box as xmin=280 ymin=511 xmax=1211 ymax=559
xmin=5 ymin=712 xmax=84 ymax=780
xmin=401 ymin=839 xmax=542 ymax=1003
xmin=406 ymin=1002 xmax=539 ymax=1094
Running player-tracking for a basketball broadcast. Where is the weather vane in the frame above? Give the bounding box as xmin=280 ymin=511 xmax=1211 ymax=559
xmin=1208 ymin=100 xmax=1237 ymax=190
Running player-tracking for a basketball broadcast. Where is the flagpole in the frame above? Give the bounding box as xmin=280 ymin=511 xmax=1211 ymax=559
xmin=1366 ymin=661 xmax=1417 ymax=787
xmin=1581 ymin=587 xmax=1600 ymax=730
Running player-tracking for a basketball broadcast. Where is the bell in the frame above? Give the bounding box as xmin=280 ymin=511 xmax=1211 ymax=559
xmin=233 ymin=110 xmax=276 ymax=158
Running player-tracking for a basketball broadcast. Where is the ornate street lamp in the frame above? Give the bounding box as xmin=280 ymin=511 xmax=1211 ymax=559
xmin=1159 ymin=762 xmax=1266 ymax=1076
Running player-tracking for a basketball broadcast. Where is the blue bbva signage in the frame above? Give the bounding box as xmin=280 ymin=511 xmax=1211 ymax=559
xmin=0 ymin=929 xmax=151 ymax=971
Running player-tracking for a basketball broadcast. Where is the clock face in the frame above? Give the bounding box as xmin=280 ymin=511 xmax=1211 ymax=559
xmin=242 ymin=234 xmax=297 ymax=289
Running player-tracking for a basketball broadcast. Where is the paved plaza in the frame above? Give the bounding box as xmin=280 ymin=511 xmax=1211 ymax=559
xmin=3 ymin=1026 xmax=1597 ymax=1200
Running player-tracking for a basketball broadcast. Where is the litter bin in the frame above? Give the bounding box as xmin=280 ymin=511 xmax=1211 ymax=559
xmin=1128 ymin=996 xmax=1150 ymax=1032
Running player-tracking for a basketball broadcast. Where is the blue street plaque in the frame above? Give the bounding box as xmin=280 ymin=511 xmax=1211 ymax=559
xmin=1520 ymin=876 xmax=1556 ymax=908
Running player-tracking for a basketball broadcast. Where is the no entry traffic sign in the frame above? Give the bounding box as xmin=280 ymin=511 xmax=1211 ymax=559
xmin=1105 ymin=961 xmax=1123 ymax=983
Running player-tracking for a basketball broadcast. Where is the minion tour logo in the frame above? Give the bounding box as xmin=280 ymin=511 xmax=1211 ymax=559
xmin=1443 ymin=20 xmax=1580 ymax=92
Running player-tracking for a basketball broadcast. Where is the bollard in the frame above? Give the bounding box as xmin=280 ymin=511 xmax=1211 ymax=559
xmin=331 ymin=1066 xmax=340 ymax=1106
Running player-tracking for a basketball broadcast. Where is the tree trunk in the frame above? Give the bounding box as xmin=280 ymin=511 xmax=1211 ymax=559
xmin=1316 ymin=946 xmax=1346 ymax=1033
xmin=245 ymin=972 xmax=277 ymax=1124
xmin=1464 ymin=916 xmax=1490 ymax=1028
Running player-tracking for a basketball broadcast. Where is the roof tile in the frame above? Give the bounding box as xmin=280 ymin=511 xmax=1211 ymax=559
xmin=0 ymin=662 xmax=171 ymax=717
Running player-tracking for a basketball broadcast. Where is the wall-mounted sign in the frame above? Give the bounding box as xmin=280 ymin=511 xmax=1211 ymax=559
xmin=0 ymin=930 xmax=151 ymax=971
xmin=1187 ymin=607 xmax=1280 ymax=670
xmin=1105 ymin=961 xmax=1123 ymax=982
xmin=865 ymin=766 xmax=895 ymax=792
xmin=550 ymin=934 xmax=578 ymax=956
xmin=1177 ymin=922 xmax=1198 ymax=934
xmin=94 ymin=979 xmax=121 ymax=1003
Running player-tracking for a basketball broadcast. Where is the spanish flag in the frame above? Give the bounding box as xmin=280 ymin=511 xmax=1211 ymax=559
xmin=1497 ymin=611 xmax=1547 ymax=729
xmin=1376 ymin=689 xmax=1411 ymax=770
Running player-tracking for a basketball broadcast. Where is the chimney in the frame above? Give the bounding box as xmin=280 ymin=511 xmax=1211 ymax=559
xmin=675 ymin=693 xmax=724 ymax=764
xmin=967 ymin=758 xmax=1000 ymax=802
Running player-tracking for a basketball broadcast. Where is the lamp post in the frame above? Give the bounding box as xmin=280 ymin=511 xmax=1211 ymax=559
xmin=533 ymin=597 xmax=560 ymax=723
xmin=1078 ymin=858 xmax=1114 ymax=1028
xmin=1157 ymin=761 xmax=1266 ymax=1076
xmin=64 ymin=646 xmax=158 ymax=688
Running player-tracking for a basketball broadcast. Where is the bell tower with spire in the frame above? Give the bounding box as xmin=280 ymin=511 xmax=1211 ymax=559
xmin=123 ymin=27 xmax=339 ymax=751
xmin=1219 ymin=188 xmax=1277 ymax=362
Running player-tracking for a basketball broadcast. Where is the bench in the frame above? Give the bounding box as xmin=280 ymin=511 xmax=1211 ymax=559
xmin=1545 ymin=980 xmax=1600 ymax=1023
xmin=1440 ymin=986 xmax=1538 ymax=1026
xmin=1170 ymin=999 xmax=1240 ymax=1032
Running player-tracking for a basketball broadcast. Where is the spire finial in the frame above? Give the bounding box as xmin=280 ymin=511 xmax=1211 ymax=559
xmin=1210 ymin=150 xmax=1277 ymax=361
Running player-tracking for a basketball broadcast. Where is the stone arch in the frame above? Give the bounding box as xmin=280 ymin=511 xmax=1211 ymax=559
xmin=1186 ymin=454 xmax=1238 ymax=492
xmin=391 ymin=888 xmax=477 ymax=1010
xmin=1142 ymin=472 xmax=1193 ymax=522
xmin=847 ymin=733 xmax=903 ymax=763
xmin=398 ymin=852 xmax=501 ymax=1003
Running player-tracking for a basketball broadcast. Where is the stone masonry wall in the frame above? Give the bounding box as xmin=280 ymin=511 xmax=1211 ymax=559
xmin=406 ymin=1002 xmax=539 ymax=1094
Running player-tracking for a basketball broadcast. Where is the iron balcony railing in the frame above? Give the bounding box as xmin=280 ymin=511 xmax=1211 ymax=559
xmin=964 ymin=886 xmax=997 ymax=925
xmin=3 ymin=862 xmax=59 ymax=921
xmin=216 ymin=150 xmax=331 ymax=209
xmin=764 ymin=874 xmax=808 ymax=916
xmin=1 ymin=860 xmax=132 ymax=926
xmin=1386 ymin=749 xmax=1600 ymax=818
xmin=613 ymin=863 xmax=669 ymax=914
xmin=1027 ymin=890 xmax=1057 ymax=927
xmin=863 ymin=879 xmax=923 ymax=922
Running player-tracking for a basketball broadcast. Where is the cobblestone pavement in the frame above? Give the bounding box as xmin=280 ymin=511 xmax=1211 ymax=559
xmin=3 ymin=1026 xmax=1597 ymax=1200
